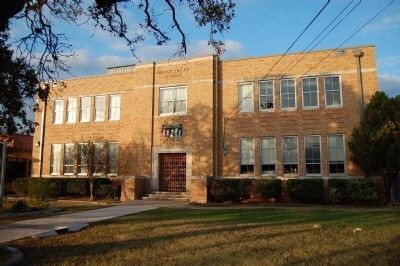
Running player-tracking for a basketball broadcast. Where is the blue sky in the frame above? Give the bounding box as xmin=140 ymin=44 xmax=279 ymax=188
xmin=10 ymin=0 xmax=400 ymax=96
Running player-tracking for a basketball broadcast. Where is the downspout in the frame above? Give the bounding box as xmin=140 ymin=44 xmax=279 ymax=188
xmin=353 ymin=49 xmax=365 ymax=121
xmin=38 ymin=97 xmax=47 ymax=178
xmin=213 ymin=55 xmax=219 ymax=178
xmin=149 ymin=62 xmax=156 ymax=191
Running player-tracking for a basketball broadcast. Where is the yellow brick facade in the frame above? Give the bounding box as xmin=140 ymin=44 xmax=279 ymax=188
xmin=32 ymin=45 xmax=378 ymax=193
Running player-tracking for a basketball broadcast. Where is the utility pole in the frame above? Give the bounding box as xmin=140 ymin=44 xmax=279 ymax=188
xmin=0 ymin=141 xmax=7 ymax=208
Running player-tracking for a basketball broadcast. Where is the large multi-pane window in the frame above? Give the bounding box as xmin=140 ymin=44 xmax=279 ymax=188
xmin=261 ymin=137 xmax=276 ymax=175
xmin=77 ymin=143 xmax=88 ymax=174
xmin=325 ymin=75 xmax=342 ymax=106
xmin=305 ymin=135 xmax=321 ymax=175
xmin=63 ymin=144 xmax=74 ymax=174
xmin=328 ymin=134 xmax=345 ymax=175
xmin=283 ymin=136 xmax=298 ymax=174
xmin=259 ymin=80 xmax=274 ymax=111
xmin=54 ymin=100 xmax=64 ymax=124
xmin=302 ymin=77 xmax=318 ymax=108
xmin=107 ymin=142 xmax=119 ymax=174
xmin=239 ymin=138 xmax=254 ymax=175
xmin=159 ymin=87 xmax=186 ymax=115
xmin=281 ymin=79 xmax=296 ymax=109
xmin=66 ymin=98 xmax=77 ymax=123
xmin=80 ymin=97 xmax=91 ymax=122
xmin=238 ymin=83 xmax=254 ymax=112
xmin=50 ymin=144 xmax=61 ymax=174
xmin=93 ymin=143 xmax=105 ymax=174
xmin=109 ymin=94 xmax=121 ymax=120
xmin=94 ymin=96 xmax=105 ymax=121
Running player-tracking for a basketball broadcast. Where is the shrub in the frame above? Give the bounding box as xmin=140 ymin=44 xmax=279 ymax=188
xmin=252 ymin=179 xmax=282 ymax=200
xmin=210 ymin=178 xmax=251 ymax=202
xmin=9 ymin=200 xmax=32 ymax=212
xmin=94 ymin=184 xmax=113 ymax=198
xmin=66 ymin=179 xmax=88 ymax=196
xmin=329 ymin=178 xmax=378 ymax=205
xmin=29 ymin=178 xmax=60 ymax=202
xmin=12 ymin=178 xmax=30 ymax=197
xmin=287 ymin=179 xmax=324 ymax=204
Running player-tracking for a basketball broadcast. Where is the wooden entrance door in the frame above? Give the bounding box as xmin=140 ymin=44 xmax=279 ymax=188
xmin=159 ymin=153 xmax=186 ymax=192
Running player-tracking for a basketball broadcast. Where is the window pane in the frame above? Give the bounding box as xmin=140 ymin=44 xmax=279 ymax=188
xmin=80 ymin=97 xmax=91 ymax=122
xmin=302 ymin=77 xmax=318 ymax=108
xmin=160 ymin=87 xmax=187 ymax=115
xmin=67 ymin=98 xmax=76 ymax=123
xmin=325 ymin=76 xmax=341 ymax=106
xmin=54 ymin=100 xmax=64 ymax=124
xmin=94 ymin=96 xmax=105 ymax=121
xmin=108 ymin=143 xmax=119 ymax=174
xmin=239 ymin=83 xmax=254 ymax=112
xmin=283 ymin=136 xmax=298 ymax=174
xmin=63 ymin=144 xmax=74 ymax=174
xmin=281 ymin=80 xmax=296 ymax=108
xmin=261 ymin=138 xmax=276 ymax=164
xmin=259 ymin=81 xmax=274 ymax=110
xmin=240 ymin=138 xmax=254 ymax=165
xmin=109 ymin=95 xmax=120 ymax=120
xmin=51 ymin=144 xmax=61 ymax=174
xmin=328 ymin=135 xmax=345 ymax=174
xmin=305 ymin=136 xmax=321 ymax=174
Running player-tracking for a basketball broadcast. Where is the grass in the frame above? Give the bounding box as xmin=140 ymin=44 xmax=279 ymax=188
xmin=0 ymin=201 xmax=106 ymax=225
xmin=8 ymin=207 xmax=400 ymax=265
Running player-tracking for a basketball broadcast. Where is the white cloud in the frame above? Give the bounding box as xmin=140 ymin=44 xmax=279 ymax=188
xmin=378 ymin=55 xmax=400 ymax=68
xmin=363 ymin=14 xmax=400 ymax=32
xmin=378 ymin=74 xmax=400 ymax=97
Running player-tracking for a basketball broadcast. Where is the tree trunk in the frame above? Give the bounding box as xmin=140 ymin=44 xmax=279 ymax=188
xmin=384 ymin=173 xmax=393 ymax=205
xmin=89 ymin=179 xmax=94 ymax=201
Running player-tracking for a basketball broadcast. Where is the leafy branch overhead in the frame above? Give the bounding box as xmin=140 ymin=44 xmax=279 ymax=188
xmin=1 ymin=0 xmax=235 ymax=81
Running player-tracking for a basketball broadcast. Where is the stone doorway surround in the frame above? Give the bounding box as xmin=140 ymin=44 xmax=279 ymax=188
xmin=151 ymin=146 xmax=192 ymax=192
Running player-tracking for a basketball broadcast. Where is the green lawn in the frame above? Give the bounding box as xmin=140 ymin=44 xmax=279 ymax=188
xmin=9 ymin=207 xmax=400 ymax=265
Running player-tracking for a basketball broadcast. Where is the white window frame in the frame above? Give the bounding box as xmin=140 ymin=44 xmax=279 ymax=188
xmin=109 ymin=94 xmax=121 ymax=121
xmin=159 ymin=86 xmax=187 ymax=116
xmin=280 ymin=79 xmax=297 ymax=110
xmin=324 ymin=75 xmax=343 ymax=108
xmin=302 ymin=77 xmax=319 ymax=109
xmin=260 ymin=137 xmax=276 ymax=176
xmin=63 ymin=143 xmax=74 ymax=175
xmin=94 ymin=95 xmax=105 ymax=122
xmin=50 ymin=144 xmax=62 ymax=175
xmin=327 ymin=134 xmax=346 ymax=176
xmin=80 ymin=97 xmax=91 ymax=122
xmin=66 ymin=98 xmax=77 ymax=123
xmin=239 ymin=138 xmax=255 ymax=176
xmin=304 ymin=135 xmax=322 ymax=176
xmin=53 ymin=100 xmax=64 ymax=124
xmin=238 ymin=82 xmax=254 ymax=113
xmin=282 ymin=136 xmax=299 ymax=175
xmin=259 ymin=80 xmax=275 ymax=112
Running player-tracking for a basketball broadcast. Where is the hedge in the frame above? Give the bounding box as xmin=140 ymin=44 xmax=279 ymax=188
xmin=11 ymin=177 xmax=118 ymax=201
xmin=252 ymin=179 xmax=282 ymax=200
xmin=287 ymin=179 xmax=324 ymax=204
xmin=329 ymin=178 xmax=378 ymax=205
xmin=210 ymin=178 xmax=251 ymax=202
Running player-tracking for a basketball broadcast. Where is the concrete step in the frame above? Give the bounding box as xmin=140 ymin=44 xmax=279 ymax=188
xmin=142 ymin=196 xmax=190 ymax=202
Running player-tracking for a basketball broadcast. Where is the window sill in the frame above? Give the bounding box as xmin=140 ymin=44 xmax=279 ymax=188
xmin=50 ymin=173 xmax=60 ymax=175
xmin=329 ymin=173 xmax=346 ymax=177
xmin=302 ymin=106 xmax=319 ymax=110
xmin=108 ymin=119 xmax=120 ymax=121
xmin=94 ymin=119 xmax=105 ymax=122
xmin=259 ymin=109 xmax=275 ymax=112
xmin=261 ymin=174 xmax=277 ymax=177
xmin=66 ymin=121 xmax=76 ymax=124
xmin=159 ymin=113 xmax=187 ymax=117
xmin=63 ymin=173 xmax=74 ymax=176
xmin=305 ymin=174 xmax=322 ymax=177
xmin=325 ymin=105 xmax=343 ymax=109
xmin=80 ymin=121 xmax=90 ymax=123
xmin=281 ymin=108 xmax=297 ymax=112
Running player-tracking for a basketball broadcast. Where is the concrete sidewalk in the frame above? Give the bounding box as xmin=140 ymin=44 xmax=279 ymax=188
xmin=0 ymin=201 xmax=187 ymax=244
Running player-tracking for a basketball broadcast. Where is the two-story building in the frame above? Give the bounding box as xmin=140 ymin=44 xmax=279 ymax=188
xmin=31 ymin=45 xmax=378 ymax=201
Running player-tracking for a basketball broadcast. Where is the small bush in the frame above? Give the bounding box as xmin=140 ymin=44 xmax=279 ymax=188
xmin=287 ymin=179 xmax=324 ymax=204
xmin=66 ymin=179 xmax=88 ymax=196
xmin=252 ymin=179 xmax=282 ymax=200
xmin=29 ymin=178 xmax=60 ymax=202
xmin=94 ymin=184 xmax=113 ymax=198
xmin=329 ymin=178 xmax=378 ymax=205
xmin=12 ymin=178 xmax=30 ymax=197
xmin=9 ymin=200 xmax=31 ymax=212
xmin=210 ymin=178 xmax=251 ymax=202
